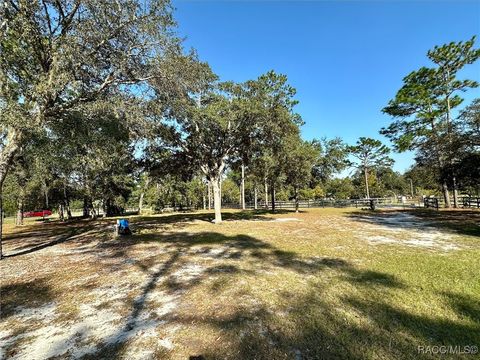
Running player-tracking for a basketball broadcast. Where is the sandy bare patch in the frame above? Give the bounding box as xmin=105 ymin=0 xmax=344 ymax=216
xmin=358 ymin=212 xmax=462 ymax=251
xmin=171 ymin=263 xmax=204 ymax=282
xmin=1 ymin=297 xmax=175 ymax=360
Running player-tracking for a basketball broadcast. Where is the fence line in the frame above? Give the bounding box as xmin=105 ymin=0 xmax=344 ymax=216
xmin=5 ymin=196 xmax=479 ymax=220
xmin=424 ymin=198 xmax=439 ymax=210
xmin=222 ymin=197 xmax=420 ymax=210
xmin=461 ymin=197 xmax=480 ymax=209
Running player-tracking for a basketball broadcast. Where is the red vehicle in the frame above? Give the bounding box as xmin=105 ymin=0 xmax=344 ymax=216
xmin=23 ymin=210 xmax=52 ymax=218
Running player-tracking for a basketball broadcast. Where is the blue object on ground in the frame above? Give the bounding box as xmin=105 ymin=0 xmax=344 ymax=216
xmin=118 ymin=219 xmax=129 ymax=229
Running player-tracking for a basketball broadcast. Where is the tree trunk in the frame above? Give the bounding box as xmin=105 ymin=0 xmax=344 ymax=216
xmin=0 ymin=129 xmax=22 ymax=191
xmin=241 ymin=163 xmax=246 ymax=210
xmin=264 ymin=178 xmax=268 ymax=209
xmin=0 ymin=190 xmax=3 ymax=259
xmin=294 ymin=186 xmax=299 ymax=213
xmin=103 ymin=199 xmax=107 ymax=218
xmin=254 ymin=185 xmax=258 ymax=210
xmin=208 ymin=183 xmax=212 ymax=210
xmin=43 ymin=181 xmax=49 ymax=209
xmin=83 ymin=196 xmax=89 ymax=218
xmin=66 ymin=204 xmax=72 ymax=220
xmin=445 ymin=82 xmax=456 ymax=209
xmin=16 ymin=205 xmax=24 ymax=226
xmin=63 ymin=183 xmax=72 ymax=219
xmin=211 ymin=177 xmax=222 ymax=224
xmin=138 ymin=191 xmax=145 ymax=213
xmin=270 ymin=181 xmax=276 ymax=213
xmin=15 ymin=188 xmax=25 ymax=226
xmin=453 ymin=176 xmax=458 ymax=209
xmin=138 ymin=176 xmax=149 ymax=214
xmin=442 ymin=181 xmax=451 ymax=208
xmin=0 ymin=130 xmax=23 ymax=259
xmin=364 ymin=167 xmax=370 ymax=199
xmin=59 ymin=204 xmax=65 ymax=222
xmin=90 ymin=204 xmax=97 ymax=219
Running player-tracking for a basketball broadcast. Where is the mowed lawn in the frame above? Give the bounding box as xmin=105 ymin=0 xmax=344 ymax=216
xmin=0 ymin=208 xmax=479 ymax=360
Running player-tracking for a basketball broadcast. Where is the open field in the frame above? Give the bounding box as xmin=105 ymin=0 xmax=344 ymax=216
xmin=0 ymin=208 xmax=479 ymax=360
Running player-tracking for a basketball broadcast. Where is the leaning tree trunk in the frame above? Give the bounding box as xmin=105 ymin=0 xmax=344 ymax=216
xmin=0 ymin=129 xmax=23 ymax=259
xmin=211 ymin=177 xmax=223 ymax=223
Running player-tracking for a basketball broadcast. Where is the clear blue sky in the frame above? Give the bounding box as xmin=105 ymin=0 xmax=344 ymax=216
xmin=173 ymin=0 xmax=480 ymax=173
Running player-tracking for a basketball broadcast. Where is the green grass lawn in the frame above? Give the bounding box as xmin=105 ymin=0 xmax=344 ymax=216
xmin=0 ymin=208 xmax=479 ymax=359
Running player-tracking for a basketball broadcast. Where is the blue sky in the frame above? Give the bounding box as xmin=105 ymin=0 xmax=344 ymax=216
xmin=173 ymin=0 xmax=480 ymax=173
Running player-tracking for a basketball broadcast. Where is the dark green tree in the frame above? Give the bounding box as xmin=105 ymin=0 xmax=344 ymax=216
xmin=382 ymin=37 xmax=480 ymax=207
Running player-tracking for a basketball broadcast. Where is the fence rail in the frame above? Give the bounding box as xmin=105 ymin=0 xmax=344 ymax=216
xmin=424 ymin=197 xmax=439 ymax=210
xmin=222 ymin=197 xmax=420 ymax=210
xmin=5 ymin=196 xmax=479 ymax=220
xmin=423 ymin=196 xmax=480 ymax=209
xmin=461 ymin=197 xmax=480 ymax=208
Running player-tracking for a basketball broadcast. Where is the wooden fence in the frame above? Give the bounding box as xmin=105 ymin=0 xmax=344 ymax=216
xmin=424 ymin=197 xmax=439 ymax=210
xmin=423 ymin=196 xmax=480 ymax=210
xmin=462 ymin=197 xmax=480 ymax=209
xmin=222 ymin=197 xmax=419 ymax=210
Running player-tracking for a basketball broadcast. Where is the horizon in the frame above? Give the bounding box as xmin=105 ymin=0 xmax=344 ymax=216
xmin=174 ymin=0 xmax=480 ymax=174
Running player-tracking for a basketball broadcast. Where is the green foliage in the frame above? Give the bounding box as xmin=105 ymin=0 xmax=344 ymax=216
xmin=325 ymin=178 xmax=355 ymax=199
xmin=221 ymin=178 xmax=241 ymax=204
xmin=348 ymin=137 xmax=393 ymax=170
xmin=311 ymin=137 xmax=349 ymax=185
xmin=382 ymin=37 xmax=480 ymax=203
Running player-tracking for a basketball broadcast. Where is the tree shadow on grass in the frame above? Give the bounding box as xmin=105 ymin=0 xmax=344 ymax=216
xmin=1 ymin=209 xmax=293 ymax=259
xmin=79 ymin=227 xmax=446 ymax=360
xmin=75 ymin=230 xmax=354 ymax=359
xmin=0 ymin=278 xmax=54 ymax=320
xmin=2 ymin=219 xmax=113 ymax=258
xmin=182 ymin=283 xmax=478 ymax=360
xmin=8 ymin=216 xmax=475 ymax=360
xmin=131 ymin=209 xmax=294 ymax=229
xmin=441 ymin=291 xmax=480 ymax=324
